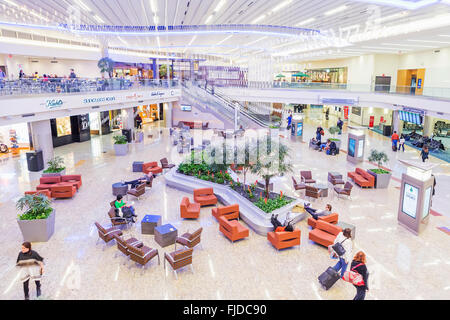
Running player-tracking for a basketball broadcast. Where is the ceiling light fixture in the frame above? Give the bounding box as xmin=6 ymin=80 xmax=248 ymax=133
xmin=296 ymin=18 xmax=315 ymax=26
xmin=150 ymin=0 xmax=158 ymax=13
xmin=4 ymin=0 xmax=18 ymax=7
xmin=205 ymin=15 xmax=213 ymax=24
xmin=214 ymin=0 xmax=226 ymax=12
xmin=324 ymin=5 xmax=347 ymax=16
xmin=407 ymin=39 xmax=450 ymax=44
xmin=216 ymin=34 xmax=233 ymax=45
xmin=252 ymin=14 xmax=266 ymax=24
xmin=374 ymin=11 xmax=408 ymax=24
xmin=272 ymin=0 xmax=293 ymax=12
xmin=93 ymin=15 xmax=104 ymax=24
xmin=381 ymin=42 xmax=435 ymax=48
xmin=74 ymin=0 xmax=91 ymax=12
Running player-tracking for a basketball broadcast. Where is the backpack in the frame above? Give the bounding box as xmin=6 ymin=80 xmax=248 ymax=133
xmin=332 ymin=237 xmax=347 ymax=257
xmin=342 ymin=263 xmax=365 ymax=286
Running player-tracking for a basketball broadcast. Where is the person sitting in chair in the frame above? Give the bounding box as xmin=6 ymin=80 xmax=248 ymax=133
xmin=270 ymin=214 xmax=294 ymax=232
xmin=304 ymin=203 xmax=332 ymax=220
xmin=319 ymin=139 xmax=331 ymax=152
xmin=124 ymin=174 xmax=154 ymax=189
xmin=114 ymin=194 xmax=137 ymax=223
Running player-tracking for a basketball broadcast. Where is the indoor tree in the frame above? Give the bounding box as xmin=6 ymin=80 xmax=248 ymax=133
xmin=251 ymin=136 xmax=293 ymax=197
xmin=97 ymin=57 xmax=115 ymax=78
xmin=368 ymin=149 xmax=390 ymax=173
xmin=234 ymin=140 xmax=256 ymax=186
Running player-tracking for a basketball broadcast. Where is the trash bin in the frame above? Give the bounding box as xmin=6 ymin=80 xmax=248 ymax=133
xmin=26 ymin=150 xmax=44 ymax=172
xmin=122 ymin=129 xmax=132 ymax=143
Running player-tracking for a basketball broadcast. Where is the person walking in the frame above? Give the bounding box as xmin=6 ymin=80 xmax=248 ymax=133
xmin=69 ymin=68 xmax=77 ymax=79
xmin=287 ymin=112 xmax=293 ymax=130
xmin=391 ymin=131 xmax=399 ymax=151
xmin=350 ymin=251 xmax=369 ymax=300
xmin=420 ymin=145 xmax=429 ymax=162
xmin=399 ymin=134 xmax=406 ymax=152
xmin=16 ymin=242 xmax=44 ymax=300
xmin=331 ymin=228 xmax=353 ymax=277
xmin=135 ymin=113 xmax=142 ymax=129
xmin=337 ymin=117 xmax=343 ymax=134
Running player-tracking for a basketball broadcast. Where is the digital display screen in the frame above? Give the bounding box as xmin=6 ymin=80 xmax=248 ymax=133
xmin=348 ymin=138 xmax=355 ymax=157
xmin=357 ymin=139 xmax=364 ymax=158
xmin=56 ymin=117 xmax=71 ymax=137
xmin=402 ymin=183 xmax=419 ymax=219
xmin=296 ymin=122 xmax=303 ymax=136
xmin=422 ymin=186 xmax=432 ymax=220
xmin=399 ymin=111 xmax=422 ymax=125
xmin=181 ymin=105 xmax=192 ymax=112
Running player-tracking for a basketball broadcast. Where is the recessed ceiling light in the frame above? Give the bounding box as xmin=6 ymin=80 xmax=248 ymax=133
xmin=296 ymin=18 xmax=315 ymax=26
xmin=324 ymin=5 xmax=348 ymax=16
xmin=407 ymin=39 xmax=450 ymax=44
xmin=252 ymin=14 xmax=266 ymax=24
xmin=93 ymin=15 xmax=104 ymax=24
xmin=74 ymin=0 xmax=91 ymax=12
xmin=382 ymin=42 xmax=435 ymax=48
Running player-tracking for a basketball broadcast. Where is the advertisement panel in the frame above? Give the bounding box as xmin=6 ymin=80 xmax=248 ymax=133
xmin=348 ymin=138 xmax=355 ymax=157
xmin=402 ymin=183 xmax=419 ymax=219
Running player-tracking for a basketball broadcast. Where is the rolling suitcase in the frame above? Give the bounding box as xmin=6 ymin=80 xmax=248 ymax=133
xmin=392 ymin=145 xmax=397 ymax=152
xmin=318 ymin=267 xmax=341 ymax=290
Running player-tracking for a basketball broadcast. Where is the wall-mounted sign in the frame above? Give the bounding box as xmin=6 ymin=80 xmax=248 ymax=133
xmin=402 ymin=183 xmax=419 ymax=219
xmin=417 ymin=79 xmax=422 ymax=89
xmin=320 ymin=98 xmax=357 ymax=105
xmin=296 ymin=122 xmax=303 ymax=136
xmin=45 ymin=99 xmax=64 ymax=109
xmin=150 ymin=91 xmax=165 ymax=97
xmin=83 ymin=96 xmax=116 ymax=104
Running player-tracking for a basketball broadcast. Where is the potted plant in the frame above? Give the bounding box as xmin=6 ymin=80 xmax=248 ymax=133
xmin=97 ymin=57 xmax=115 ymax=78
xmin=16 ymin=194 xmax=55 ymax=242
xmin=42 ymin=156 xmax=65 ymax=176
xmin=113 ymin=135 xmax=128 ymax=156
xmin=328 ymin=126 xmax=341 ymax=148
xmin=367 ymin=149 xmax=391 ymax=188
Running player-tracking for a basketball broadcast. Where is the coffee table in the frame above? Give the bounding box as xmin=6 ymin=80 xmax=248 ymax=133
xmin=112 ymin=182 xmax=128 ymax=196
xmin=141 ymin=215 xmax=162 ymax=235
xmin=154 ymin=223 xmax=178 ymax=247
xmin=314 ymin=183 xmax=329 ymax=197
xmin=337 ymin=221 xmax=356 ymax=239
xmin=132 ymin=161 xmax=144 ymax=172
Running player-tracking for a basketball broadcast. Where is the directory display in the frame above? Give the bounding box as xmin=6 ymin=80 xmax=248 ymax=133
xmin=402 ymin=183 xmax=419 ymax=219
xmin=422 ymin=186 xmax=432 ymax=220
xmin=348 ymin=138 xmax=355 ymax=157
xmin=181 ymin=105 xmax=192 ymax=112
xmin=296 ymin=122 xmax=303 ymax=136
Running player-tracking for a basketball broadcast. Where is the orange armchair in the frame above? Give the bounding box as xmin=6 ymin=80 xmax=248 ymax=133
xmin=268 ymin=229 xmax=301 ymax=250
xmin=307 ymin=213 xmax=339 ymax=229
xmin=347 ymin=168 xmax=375 ymax=188
xmin=61 ymin=175 xmax=82 ymax=190
xmin=180 ymin=197 xmax=201 ymax=219
xmin=218 ymin=215 xmax=249 ymax=242
xmin=50 ymin=184 xmax=76 ymax=199
xmin=143 ymin=161 xmax=163 ymax=175
xmin=308 ymin=220 xmax=342 ymax=247
xmin=212 ymin=204 xmax=239 ymax=221
xmin=36 ymin=176 xmax=61 ymax=191
xmin=193 ymin=188 xmax=217 ymax=207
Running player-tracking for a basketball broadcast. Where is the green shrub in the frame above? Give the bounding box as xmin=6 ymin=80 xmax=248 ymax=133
xmin=43 ymin=156 xmax=65 ymax=173
xmin=16 ymin=194 xmax=53 ymax=220
xmin=369 ymin=168 xmax=391 ymax=174
xmin=113 ymin=135 xmax=128 ymax=144
xmin=368 ymin=149 xmax=389 ymax=169
xmin=255 ymin=197 xmax=293 ymax=213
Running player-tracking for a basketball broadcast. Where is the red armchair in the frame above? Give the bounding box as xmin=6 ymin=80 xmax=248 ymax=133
xmin=36 ymin=176 xmax=61 ymax=191
xmin=268 ymin=229 xmax=301 ymax=250
xmin=218 ymin=215 xmax=249 ymax=242
xmin=50 ymin=184 xmax=76 ymax=199
xmin=25 ymin=190 xmax=52 ymax=199
xmin=347 ymin=168 xmax=375 ymax=188
xmin=308 ymin=220 xmax=342 ymax=247
xmin=61 ymin=175 xmax=82 ymax=190
xmin=307 ymin=213 xmax=339 ymax=229
xmin=212 ymin=204 xmax=239 ymax=221
xmin=143 ymin=161 xmax=163 ymax=175
xmin=193 ymin=188 xmax=217 ymax=207
xmin=180 ymin=197 xmax=201 ymax=219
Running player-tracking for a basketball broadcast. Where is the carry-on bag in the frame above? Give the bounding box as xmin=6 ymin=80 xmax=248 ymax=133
xmin=342 ymin=263 xmax=365 ymax=286
xmin=318 ymin=267 xmax=341 ymax=290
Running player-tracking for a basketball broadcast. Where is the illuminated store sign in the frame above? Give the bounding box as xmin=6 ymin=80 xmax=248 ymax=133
xmin=45 ymin=99 xmax=64 ymax=109
xmin=83 ymin=96 xmax=116 ymax=104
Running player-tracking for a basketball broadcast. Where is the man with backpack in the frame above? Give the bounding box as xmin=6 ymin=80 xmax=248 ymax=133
xmin=391 ymin=131 xmax=399 ymax=151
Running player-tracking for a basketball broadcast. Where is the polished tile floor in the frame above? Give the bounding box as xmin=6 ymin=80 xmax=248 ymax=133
xmin=0 ymin=117 xmax=449 ymax=300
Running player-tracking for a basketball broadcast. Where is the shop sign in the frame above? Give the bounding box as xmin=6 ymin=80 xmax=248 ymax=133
xmin=125 ymin=93 xmax=144 ymax=100
xmin=150 ymin=91 xmax=165 ymax=98
xmin=44 ymin=99 xmax=64 ymax=109
xmin=83 ymin=96 xmax=116 ymax=104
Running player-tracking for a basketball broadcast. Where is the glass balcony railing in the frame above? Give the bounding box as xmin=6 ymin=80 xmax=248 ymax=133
xmin=220 ymin=81 xmax=450 ymax=101
xmin=0 ymin=78 xmax=180 ymax=97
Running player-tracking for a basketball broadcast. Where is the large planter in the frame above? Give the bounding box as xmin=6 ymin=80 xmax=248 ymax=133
xmin=114 ymin=143 xmax=128 ymax=156
xmin=17 ymin=209 xmax=55 ymax=242
xmin=330 ymin=139 xmax=341 ymax=149
xmin=135 ymin=131 xmax=144 ymax=143
xmin=367 ymin=169 xmax=392 ymax=189
xmin=42 ymin=169 xmax=66 ymax=177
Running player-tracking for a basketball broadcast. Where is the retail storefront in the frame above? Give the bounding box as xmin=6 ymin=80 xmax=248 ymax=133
xmin=137 ymin=104 xmax=160 ymax=124
xmin=50 ymin=114 xmax=91 ymax=147
xmin=89 ymin=111 xmax=111 ymax=136
xmin=306 ymin=67 xmax=347 ymax=83
xmin=0 ymin=122 xmax=31 ymax=155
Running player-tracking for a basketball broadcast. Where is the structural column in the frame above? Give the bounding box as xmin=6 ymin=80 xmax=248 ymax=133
xmin=121 ymin=107 xmax=135 ymax=138
xmin=29 ymin=120 xmax=54 ymax=165
xmin=392 ymin=110 xmax=401 ymax=134
xmin=165 ymin=102 xmax=173 ymax=128
xmin=152 ymin=58 xmax=159 ymax=80
xmin=422 ymin=115 xmax=434 ymax=137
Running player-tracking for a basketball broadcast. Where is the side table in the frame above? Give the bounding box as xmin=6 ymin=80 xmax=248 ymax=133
xmin=112 ymin=182 xmax=129 ymax=196
xmin=154 ymin=224 xmax=178 ymax=247
xmin=141 ymin=215 xmax=162 ymax=235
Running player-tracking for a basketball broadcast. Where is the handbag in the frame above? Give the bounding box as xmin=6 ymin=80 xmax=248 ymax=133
xmin=332 ymin=238 xmax=347 ymax=257
xmin=342 ymin=263 xmax=365 ymax=286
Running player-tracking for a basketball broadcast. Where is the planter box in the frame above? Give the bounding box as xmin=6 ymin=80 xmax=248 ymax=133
xmin=42 ymin=169 xmax=66 ymax=177
xmin=17 ymin=209 xmax=55 ymax=242
xmin=135 ymin=131 xmax=144 ymax=143
xmin=330 ymin=139 xmax=341 ymax=149
xmin=367 ymin=170 xmax=392 ymax=189
xmin=114 ymin=143 xmax=128 ymax=156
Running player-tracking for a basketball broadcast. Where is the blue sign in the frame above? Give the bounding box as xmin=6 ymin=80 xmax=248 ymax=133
xmin=417 ymin=79 xmax=422 ymax=89
xmin=45 ymin=99 xmax=63 ymax=109
xmin=296 ymin=122 xmax=303 ymax=136
xmin=348 ymin=138 xmax=356 ymax=157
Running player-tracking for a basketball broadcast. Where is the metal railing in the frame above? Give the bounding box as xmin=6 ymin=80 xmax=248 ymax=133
xmin=217 ymin=81 xmax=450 ymax=100
xmin=0 ymin=78 xmax=180 ymax=97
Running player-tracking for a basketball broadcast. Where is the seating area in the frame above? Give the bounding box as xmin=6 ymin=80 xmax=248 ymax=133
xmin=211 ymin=204 xmax=239 ymax=221
xmin=334 ymin=182 xmax=354 ymax=199
xmin=193 ymin=188 xmax=218 ymax=206
xmin=307 ymin=213 xmax=339 ymax=229
xmin=218 ymin=213 xmax=249 ymax=243
xmin=180 ymin=197 xmax=201 ymax=219
xmin=33 ymin=175 xmax=81 ymax=199
xmin=347 ymin=168 xmax=375 ymax=188
xmin=308 ymin=220 xmax=343 ymax=247
xmin=267 ymin=229 xmax=301 ymax=250
xmin=300 ymin=171 xmax=316 ymax=184
xmin=143 ymin=161 xmax=163 ymax=175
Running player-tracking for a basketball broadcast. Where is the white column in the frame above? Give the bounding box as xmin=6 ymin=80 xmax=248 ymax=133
xmin=392 ymin=110 xmax=400 ymax=134
xmin=29 ymin=120 xmax=54 ymax=165
xmin=234 ymin=102 xmax=240 ymax=130
xmin=422 ymin=115 xmax=434 ymax=137
xmin=165 ymin=102 xmax=173 ymax=128
xmin=121 ymin=107 xmax=135 ymax=137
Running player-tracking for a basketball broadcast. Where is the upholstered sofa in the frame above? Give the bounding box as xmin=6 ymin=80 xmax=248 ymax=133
xmin=180 ymin=197 xmax=201 ymax=219
xmin=193 ymin=188 xmax=218 ymax=207
xmin=50 ymin=184 xmax=77 ymax=199
xmin=61 ymin=175 xmax=82 ymax=190
xmin=143 ymin=161 xmax=163 ymax=175
xmin=218 ymin=215 xmax=249 ymax=242
xmin=307 ymin=213 xmax=339 ymax=229
xmin=25 ymin=190 xmax=52 ymax=199
xmin=267 ymin=229 xmax=301 ymax=250
xmin=308 ymin=220 xmax=342 ymax=247
xmin=347 ymin=168 xmax=375 ymax=188
xmin=212 ymin=204 xmax=239 ymax=221
xmin=36 ymin=176 xmax=61 ymax=190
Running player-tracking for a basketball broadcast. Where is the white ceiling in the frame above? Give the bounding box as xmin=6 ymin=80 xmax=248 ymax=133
xmin=1 ymin=0 xmax=450 ymax=64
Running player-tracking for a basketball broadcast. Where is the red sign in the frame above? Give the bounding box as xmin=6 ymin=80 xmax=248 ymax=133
xmin=369 ymin=116 xmax=375 ymax=128
xmin=380 ymin=116 xmax=384 ymax=123
xmin=344 ymin=106 xmax=349 ymax=120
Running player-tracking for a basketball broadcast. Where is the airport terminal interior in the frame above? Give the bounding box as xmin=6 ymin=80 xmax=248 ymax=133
xmin=0 ymin=0 xmax=449 ymax=301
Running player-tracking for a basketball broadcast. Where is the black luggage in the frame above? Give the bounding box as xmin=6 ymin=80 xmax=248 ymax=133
xmin=318 ymin=267 xmax=341 ymax=290
xmin=392 ymin=145 xmax=397 ymax=152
